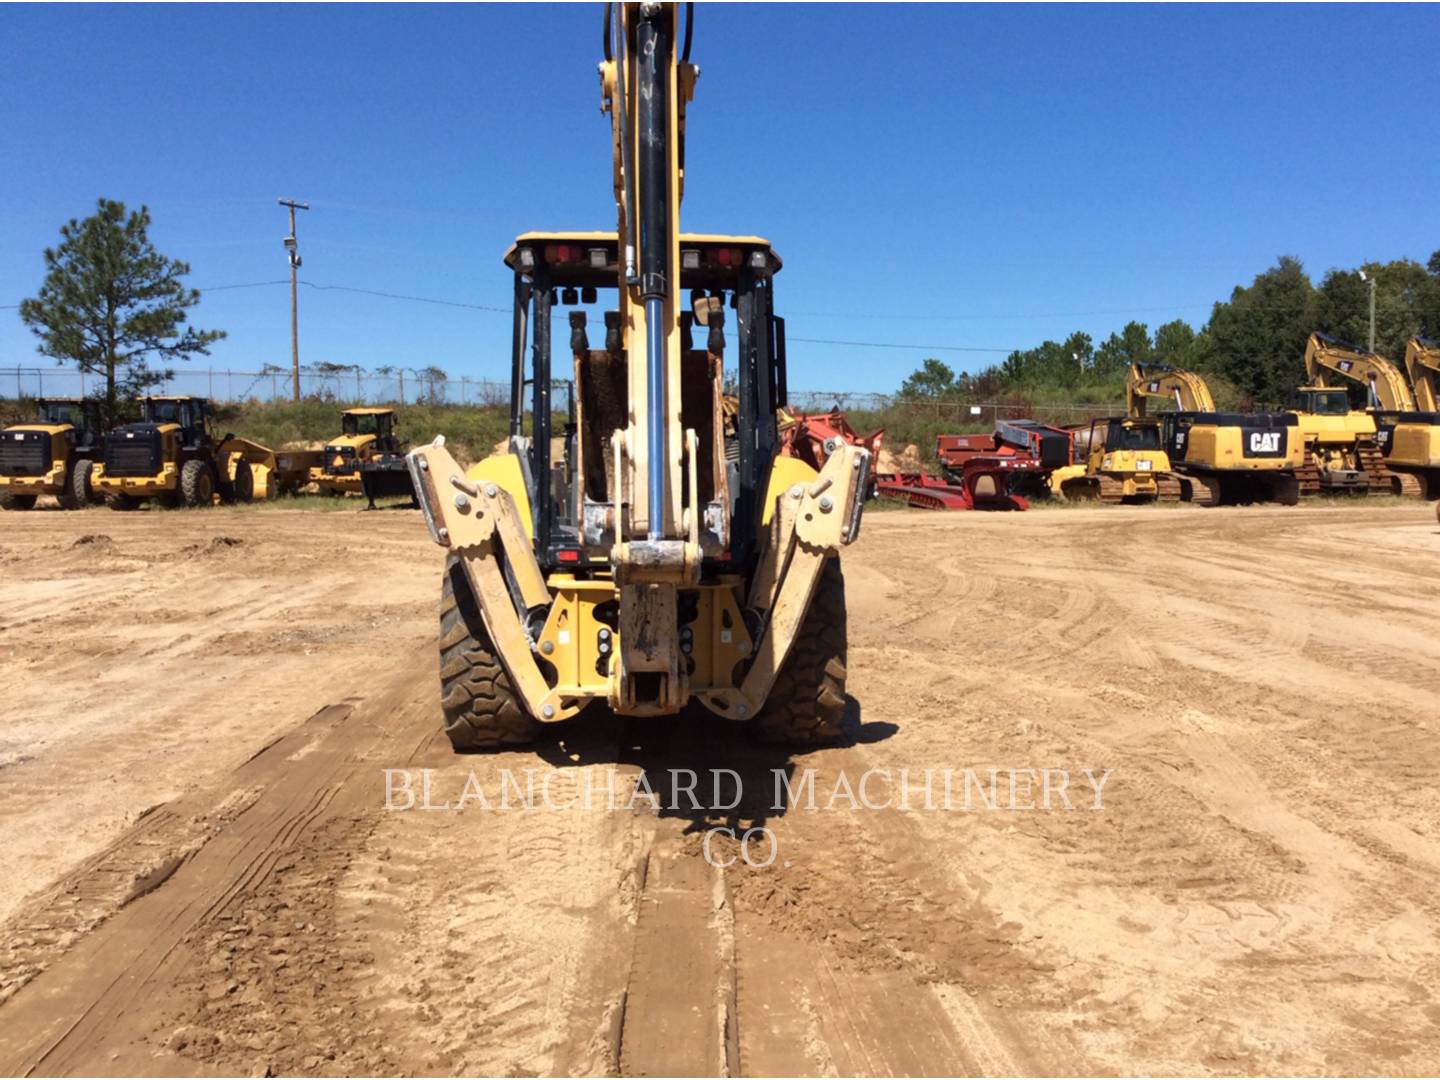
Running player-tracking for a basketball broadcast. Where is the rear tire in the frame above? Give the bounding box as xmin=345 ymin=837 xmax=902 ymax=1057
xmin=60 ymin=459 xmax=96 ymax=509
xmin=753 ymin=557 xmax=848 ymax=745
xmin=180 ymin=459 xmax=215 ymax=508
xmin=439 ymin=555 xmax=541 ymax=750
xmin=232 ymin=460 xmax=255 ymax=503
xmin=0 ymin=492 xmax=38 ymax=511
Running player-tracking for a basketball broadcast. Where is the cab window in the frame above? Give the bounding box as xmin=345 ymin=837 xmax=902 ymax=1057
xmin=1105 ymin=424 xmax=1161 ymax=451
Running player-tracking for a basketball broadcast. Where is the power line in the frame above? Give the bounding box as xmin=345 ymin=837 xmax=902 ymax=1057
xmin=788 ymin=335 xmax=1017 ymax=354
xmin=297 ymin=281 xmax=509 ymax=313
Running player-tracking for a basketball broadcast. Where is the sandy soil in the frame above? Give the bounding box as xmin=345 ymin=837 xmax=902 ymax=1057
xmin=1 ymin=500 xmax=1438 ymax=1075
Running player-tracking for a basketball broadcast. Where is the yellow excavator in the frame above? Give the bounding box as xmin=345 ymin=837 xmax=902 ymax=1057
xmin=1294 ymin=333 xmax=1422 ymax=497
xmin=404 ymin=3 xmax=869 ymax=748
xmin=1410 ymin=338 xmax=1440 ymax=520
xmin=1129 ymin=363 xmax=1303 ymax=505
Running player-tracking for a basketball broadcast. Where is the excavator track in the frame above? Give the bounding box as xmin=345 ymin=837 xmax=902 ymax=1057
xmin=1154 ymin=473 xmax=1184 ymax=503
xmin=1295 ymin=461 xmax=1323 ymax=498
xmin=1358 ymin=443 xmax=1422 ymax=497
xmin=1178 ymin=472 xmax=1220 ymax=506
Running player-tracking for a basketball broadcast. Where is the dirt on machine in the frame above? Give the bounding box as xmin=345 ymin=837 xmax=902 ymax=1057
xmin=93 ymin=395 xmax=321 ymax=510
xmin=404 ymin=2 xmax=869 ymax=749
xmin=0 ymin=397 xmax=105 ymax=511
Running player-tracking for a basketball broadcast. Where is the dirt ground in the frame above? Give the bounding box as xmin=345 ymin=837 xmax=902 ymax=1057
xmin=1 ymin=500 xmax=1438 ymax=1076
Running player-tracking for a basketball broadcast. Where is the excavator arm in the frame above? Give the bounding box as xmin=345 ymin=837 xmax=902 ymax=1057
xmin=1127 ymin=362 xmax=1216 ymax=417
xmin=1304 ymin=332 xmax=1415 ymax=412
xmin=1404 ymin=337 xmax=1440 ymax=413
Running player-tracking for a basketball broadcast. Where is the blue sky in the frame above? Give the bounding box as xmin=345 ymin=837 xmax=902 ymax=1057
xmin=2 ymin=2 xmax=1436 ymax=394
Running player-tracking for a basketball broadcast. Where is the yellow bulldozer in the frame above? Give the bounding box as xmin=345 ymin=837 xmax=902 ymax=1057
xmin=1289 ymin=333 xmax=1422 ymax=497
xmin=0 ymin=397 xmax=105 ymax=510
xmin=94 ymin=395 xmax=320 ymax=509
xmin=1049 ymin=414 xmax=1185 ymax=503
xmin=405 ymin=3 xmax=869 ymax=748
xmin=1130 ymin=363 xmax=1303 ymax=505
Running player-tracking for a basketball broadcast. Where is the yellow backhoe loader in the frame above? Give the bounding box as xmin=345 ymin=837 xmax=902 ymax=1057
xmin=1130 ymin=363 xmax=1303 ymax=505
xmin=0 ymin=398 xmax=105 ymax=510
xmin=1292 ymin=333 xmax=1421 ymax=497
xmin=93 ymin=396 xmax=320 ymax=509
xmin=405 ymin=3 xmax=869 ymax=748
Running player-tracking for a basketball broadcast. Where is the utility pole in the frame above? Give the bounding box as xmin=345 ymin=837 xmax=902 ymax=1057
xmin=278 ymin=198 xmax=310 ymax=401
xmin=1359 ymin=269 xmax=1377 ymax=352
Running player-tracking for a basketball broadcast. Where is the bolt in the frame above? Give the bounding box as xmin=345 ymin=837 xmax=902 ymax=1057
xmin=541 ymin=704 xmax=555 ymax=720
xmin=853 ymin=457 xmax=862 ymax=469
xmin=484 ymin=484 xmax=498 ymax=498
xmin=819 ymin=495 xmax=834 ymax=513
xmin=598 ymin=640 xmax=610 ymax=655
xmin=454 ymin=492 xmax=470 ymax=512
xmin=540 ymin=640 xmax=554 ymax=655
xmin=789 ymin=484 xmax=804 ymax=499
xmin=736 ymin=704 xmax=748 ymax=718
xmin=418 ymin=456 xmax=429 ymax=471
xmin=437 ymin=527 xmax=449 ymax=542
xmin=598 ymin=627 xmax=611 ymax=639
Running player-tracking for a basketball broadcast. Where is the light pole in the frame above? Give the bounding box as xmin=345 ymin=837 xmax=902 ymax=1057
xmin=278 ymin=198 xmax=310 ymax=401
xmin=1359 ymin=269 xmax=1376 ymax=352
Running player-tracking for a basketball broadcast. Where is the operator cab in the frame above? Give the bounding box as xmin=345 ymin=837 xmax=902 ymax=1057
xmin=36 ymin=398 xmax=82 ymax=427
xmin=144 ymin=396 xmax=212 ymax=446
xmin=1104 ymin=419 xmax=1163 ymax=452
xmin=501 ymin=230 xmax=785 ymax=570
xmin=1288 ymin=388 xmax=1352 ymax=416
xmin=341 ymin=408 xmax=396 ymax=440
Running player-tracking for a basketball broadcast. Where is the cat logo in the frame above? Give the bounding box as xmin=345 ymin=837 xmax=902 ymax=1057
xmin=1249 ymin=432 xmax=1281 ymax=454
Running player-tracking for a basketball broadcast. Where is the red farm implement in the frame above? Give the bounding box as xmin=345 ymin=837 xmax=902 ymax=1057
xmin=777 ymin=408 xmax=884 ymax=472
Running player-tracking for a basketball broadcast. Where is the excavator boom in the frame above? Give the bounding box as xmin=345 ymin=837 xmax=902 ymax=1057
xmin=1404 ymin=337 xmax=1440 ymax=413
xmin=1304 ymin=332 xmax=1416 ymax=412
xmin=1127 ymin=362 xmax=1216 ymax=417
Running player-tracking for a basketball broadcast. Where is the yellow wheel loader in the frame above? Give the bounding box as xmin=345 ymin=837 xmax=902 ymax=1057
xmin=0 ymin=398 xmax=105 ymax=510
xmin=1131 ymin=363 xmax=1303 ymax=505
xmin=1288 ymin=333 xmax=1421 ymax=497
xmin=93 ymin=395 xmax=318 ymax=509
xmin=311 ymin=408 xmax=405 ymax=497
xmin=1050 ymin=416 xmax=1184 ymax=503
xmin=407 ymin=3 xmax=869 ymax=749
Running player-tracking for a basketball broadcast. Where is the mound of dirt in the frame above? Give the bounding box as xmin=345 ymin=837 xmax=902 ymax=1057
xmin=72 ymin=534 xmax=114 ymax=547
xmin=179 ymin=536 xmax=245 ymax=558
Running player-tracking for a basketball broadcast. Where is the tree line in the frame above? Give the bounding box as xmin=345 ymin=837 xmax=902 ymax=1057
xmin=901 ymin=251 xmax=1440 ymax=407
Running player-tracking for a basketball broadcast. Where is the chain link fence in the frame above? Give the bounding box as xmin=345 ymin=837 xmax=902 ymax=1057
xmin=1 ymin=366 xmax=1117 ymax=425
